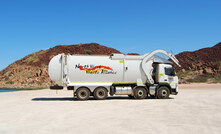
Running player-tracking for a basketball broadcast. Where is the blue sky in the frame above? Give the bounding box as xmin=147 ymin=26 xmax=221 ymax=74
xmin=0 ymin=0 xmax=220 ymax=70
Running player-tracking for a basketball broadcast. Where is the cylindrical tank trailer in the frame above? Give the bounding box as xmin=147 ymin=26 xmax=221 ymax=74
xmin=48 ymin=49 xmax=180 ymax=100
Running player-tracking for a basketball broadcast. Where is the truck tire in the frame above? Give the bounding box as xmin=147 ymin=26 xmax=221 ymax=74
xmin=76 ymin=87 xmax=90 ymax=100
xmin=93 ymin=87 xmax=108 ymax=100
xmin=157 ymin=86 xmax=170 ymax=99
xmin=133 ymin=87 xmax=147 ymax=99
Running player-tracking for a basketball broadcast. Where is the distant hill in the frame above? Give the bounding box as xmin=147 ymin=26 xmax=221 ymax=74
xmin=0 ymin=43 xmax=121 ymax=89
xmin=176 ymin=42 xmax=221 ymax=72
xmin=176 ymin=42 xmax=221 ymax=83
xmin=0 ymin=42 xmax=220 ymax=89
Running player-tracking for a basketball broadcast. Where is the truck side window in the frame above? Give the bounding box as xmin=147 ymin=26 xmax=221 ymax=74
xmin=165 ymin=67 xmax=175 ymax=76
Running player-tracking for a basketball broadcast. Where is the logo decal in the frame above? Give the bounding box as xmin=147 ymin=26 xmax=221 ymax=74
xmin=75 ymin=64 xmax=116 ymax=74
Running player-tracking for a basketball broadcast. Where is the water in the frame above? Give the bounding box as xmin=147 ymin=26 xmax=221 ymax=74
xmin=0 ymin=89 xmax=22 ymax=92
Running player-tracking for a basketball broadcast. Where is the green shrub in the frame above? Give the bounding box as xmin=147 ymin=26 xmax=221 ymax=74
xmin=5 ymin=77 xmax=9 ymax=81
xmin=177 ymin=70 xmax=191 ymax=78
xmin=192 ymin=58 xmax=198 ymax=61
xmin=6 ymin=81 xmax=14 ymax=84
xmin=23 ymin=50 xmax=46 ymax=64
xmin=52 ymin=52 xmax=57 ymax=55
xmin=8 ymin=72 xmax=12 ymax=77
xmin=27 ymin=76 xmax=32 ymax=79
xmin=82 ymin=49 xmax=92 ymax=55
xmin=186 ymin=74 xmax=212 ymax=83
xmin=214 ymin=62 xmax=221 ymax=66
xmin=213 ymin=73 xmax=221 ymax=83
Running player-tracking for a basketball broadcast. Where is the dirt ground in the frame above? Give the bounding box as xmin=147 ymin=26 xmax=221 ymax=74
xmin=0 ymin=84 xmax=221 ymax=134
xmin=179 ymin=83 xmax=221 ymax=89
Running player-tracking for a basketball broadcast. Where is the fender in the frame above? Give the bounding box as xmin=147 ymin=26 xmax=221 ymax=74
xmin=156 ymin=83 xmax=172 ymax=93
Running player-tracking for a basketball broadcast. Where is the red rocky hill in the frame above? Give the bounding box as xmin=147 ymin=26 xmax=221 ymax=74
xmin=0 ymin=42 xmax=220 ymax=88
xmin=13 ymin=43 xmax=121 ymax=67
xmin=175 ymin=42 xmax=221 ymax=83
xmin=0 ymin=43 xmax=121 ymax=89
xmin=176 ymin=42 xmax=221 ymax=73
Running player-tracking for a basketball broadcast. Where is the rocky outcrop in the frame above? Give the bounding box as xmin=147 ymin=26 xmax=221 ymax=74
xmin=175 ymin=42 xmax=221 ymax=74
xmin=175 ymin=42 xmax=221 ymax=83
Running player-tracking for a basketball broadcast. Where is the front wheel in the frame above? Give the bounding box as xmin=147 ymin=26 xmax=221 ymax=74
xmin=157 ymin=86 xmax=170 ymax=99
xmin=133 ymin=87 xmax=147 ymax=99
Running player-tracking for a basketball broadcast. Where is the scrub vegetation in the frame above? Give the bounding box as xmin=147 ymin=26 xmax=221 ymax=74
xmin=6 ymin=81 xmax=14 ymax=84
xmin=186 ymin=73 xmax=221 ymax=83
xmin=177 ymin=70 xmax=192 ymax=78
xmin=23 ymin=50 xmax=46 ymax=64
xmin=82 ymin=49 xmax=92 ymax=55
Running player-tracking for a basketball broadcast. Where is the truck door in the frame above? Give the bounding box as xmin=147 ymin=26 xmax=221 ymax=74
xmin=159 ymin=64 xmax=175 ymax=82
xmin=159 ymin=64 xmax=178 ymax=88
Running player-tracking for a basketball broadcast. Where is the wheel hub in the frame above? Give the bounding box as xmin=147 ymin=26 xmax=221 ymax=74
xmin=162 ymin=89 xmax=167 ymax=97
xmin=80 ymin=91 xmax=86 ymax=97
xmin=138 ymin=90 xmax=144 ymax=96
xmin=98 ymin=90 xmax=104 ymax=96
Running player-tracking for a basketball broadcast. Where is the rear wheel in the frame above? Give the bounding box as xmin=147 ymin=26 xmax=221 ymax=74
xmin=133 ymin=87 xmax=147 ymax=99
xmin=157 ymin=86 xmax=170 ymax=99
xmin=93 ymin=87 xmax=108 ymax=100
xmin=76 ymin=87 xmax=90 ymax=100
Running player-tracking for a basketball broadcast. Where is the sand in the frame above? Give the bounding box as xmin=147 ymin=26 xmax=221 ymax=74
xmin=0 ymin=84 xmax=221 ymax=134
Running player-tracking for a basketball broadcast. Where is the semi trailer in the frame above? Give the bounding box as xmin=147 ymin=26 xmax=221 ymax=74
xmin=48 ymin=49 xmax=180 ymax=100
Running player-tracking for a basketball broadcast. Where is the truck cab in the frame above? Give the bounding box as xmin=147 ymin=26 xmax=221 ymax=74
xmin=152 ymin=63 xmax=178 ymax=96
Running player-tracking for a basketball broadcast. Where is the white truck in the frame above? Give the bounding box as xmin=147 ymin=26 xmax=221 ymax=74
xmin=48 ymin=49 xmax=180 ymax=100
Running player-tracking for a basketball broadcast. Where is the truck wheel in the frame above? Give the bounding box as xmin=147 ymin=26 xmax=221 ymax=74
xmin=93 ymin=87 xmax=108 ymax=100
xmin=157 ymin=86 xmax=170 ymax=99
xmin=76 ymin=87 xmax=90 ymax=100
xmin=133 ymin=87 xmax=147 ymax=99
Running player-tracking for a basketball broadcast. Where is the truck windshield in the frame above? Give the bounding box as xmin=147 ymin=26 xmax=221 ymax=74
xmin=165 ymin=66 xmax=176 ymax=76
